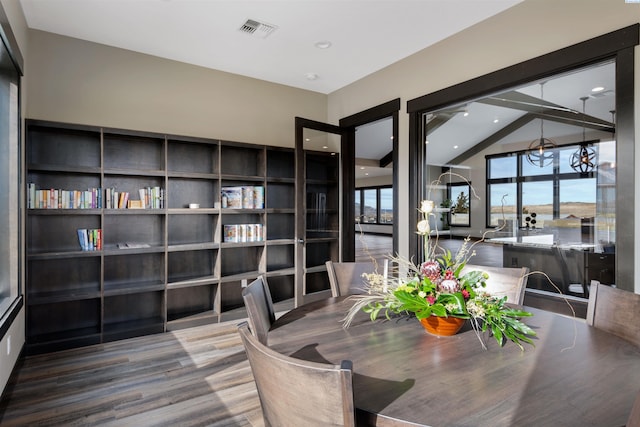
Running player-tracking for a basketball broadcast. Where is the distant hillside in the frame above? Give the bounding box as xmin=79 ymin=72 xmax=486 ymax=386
xmin=490 ymin=202 xmax=596 ymax=218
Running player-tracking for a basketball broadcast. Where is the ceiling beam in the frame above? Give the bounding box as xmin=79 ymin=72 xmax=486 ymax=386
xmin=447 ymin=110 xmax=615 ymax=166
xmin=478 ymin=91 xmax=614 ymax=132
xmin=425 ymin=113 xmax=455 ymax=135
xmin=446 ymin=114 xmax=536 ymax=165
xmin=379 ymin=150 xmax=393 ymax=168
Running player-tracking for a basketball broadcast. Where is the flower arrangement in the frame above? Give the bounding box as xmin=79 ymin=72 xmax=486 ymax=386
xmin=345 ymin=199 xmax=537 ymax=350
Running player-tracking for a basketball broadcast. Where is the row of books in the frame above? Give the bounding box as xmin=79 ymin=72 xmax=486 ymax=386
xmin=77 ymin=228 xmax=102 ymax=251
xmin=221 ymin=186 xmax=264 ymax=209
xmin=105 ymin=187 xmax=165 ymax=209
xmin=27 ymin=184 xmax=165 ymax=209
xmin=28 ymin=184 xmax=102 ymax=209
xmin=223 ymin=224 xmax=264 ymax=243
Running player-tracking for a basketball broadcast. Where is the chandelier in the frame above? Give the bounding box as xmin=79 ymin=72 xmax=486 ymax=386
xmin=526 ymin=82 xmax=557 ymax=168
xmin=570 ymin=97 xmax=597 ymax=173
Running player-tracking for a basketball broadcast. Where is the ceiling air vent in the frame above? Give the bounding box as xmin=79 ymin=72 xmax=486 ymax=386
xmin=239 ymin=19 xmax=278 ymax=39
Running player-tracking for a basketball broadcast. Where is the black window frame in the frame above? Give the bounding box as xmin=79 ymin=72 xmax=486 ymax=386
xmin=355 ymin=185 xmax=394 ymax=226
xmin=486 ymin=141 xmax=599 ymax=229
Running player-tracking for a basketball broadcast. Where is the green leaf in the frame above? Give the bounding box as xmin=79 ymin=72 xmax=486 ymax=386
xmin=491 ymin=322 xmax=504 ymax=346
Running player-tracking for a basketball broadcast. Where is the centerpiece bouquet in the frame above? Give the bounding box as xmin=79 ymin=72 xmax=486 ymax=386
xmin=344 ymin=199 xmax=536 ymax=350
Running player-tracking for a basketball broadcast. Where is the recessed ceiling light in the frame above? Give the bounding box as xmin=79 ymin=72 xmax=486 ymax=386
xmin=365 ymin=173 xmax=369 ymax=176
xmin=305 ymin=72 xmax=319 ymax=81
xmin=360 ymin=166 xmax=365 ymax=170
xmin=315 ymin=41 xmax=332 ymax=49
xmin=463 ymin=111 xmax=469 ymax=117
xmin=425 ymin=140 xmax=429 ymax=145
xmin=322 ymin=145 xmax=328 ymax=149
xmin=592 ymin=86 xmax=605 ymax=92
xmin=453 ymin=145 xmax=459 ymax=149
xmin=493 ymin=118 xmax=499 ymax=123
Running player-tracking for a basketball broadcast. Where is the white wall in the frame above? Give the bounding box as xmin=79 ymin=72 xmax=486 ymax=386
xmin=0 ymin=308 xmax=24 ymax=393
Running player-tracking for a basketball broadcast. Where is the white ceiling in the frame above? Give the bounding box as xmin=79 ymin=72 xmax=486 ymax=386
xmin=18 ymin=0 xmax=522 ymax=95
xmin=425 ymin=61 xmax=616 ymax=167
xmin=23 ymin=0 xmax=609 ymax=184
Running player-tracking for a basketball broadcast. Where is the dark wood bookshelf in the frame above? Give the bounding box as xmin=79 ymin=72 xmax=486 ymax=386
xmin=25 ymin=119 xmax=300 ymax=354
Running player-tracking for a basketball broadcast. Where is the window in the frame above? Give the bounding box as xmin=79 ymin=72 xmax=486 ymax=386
xmin=355 ymin=186 xmax=393 ymax=225
xmin=0 ymin=20 xmax=23 ymax=330
xmin=449 ymin=183 xmax=470 ymax=227
xmin=487 ymin=143 xmax=602 ymax=234
xmin=362 ymin=189 xmax=377 ymax=223
xmin=380 ymin=187 xmax=393 ymax=224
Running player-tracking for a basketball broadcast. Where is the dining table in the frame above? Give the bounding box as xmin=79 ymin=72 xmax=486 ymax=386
xmin=267 ymin=296 xmax=640 ymax=427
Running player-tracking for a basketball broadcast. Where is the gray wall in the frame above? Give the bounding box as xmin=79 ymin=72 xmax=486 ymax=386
xmin=26 ymin=30 xmax=327 ymax=147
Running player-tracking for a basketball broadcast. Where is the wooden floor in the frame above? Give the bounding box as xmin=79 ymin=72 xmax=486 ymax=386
xmin=355 ymin=233 xmax=393 ymax=264
xmin=355 ymin=233 xmax=503 ymax=268
xmin=0 ymin=235 xmax=503 ymax=427
xmin=0 ymin=321 xmax=264 ymax=426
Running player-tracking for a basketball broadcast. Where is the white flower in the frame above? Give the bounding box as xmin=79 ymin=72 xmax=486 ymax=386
xmin=419 ymin=200 xmax=434 ymax=214
xmin=417 ymin=219 xmax=430 ymax=235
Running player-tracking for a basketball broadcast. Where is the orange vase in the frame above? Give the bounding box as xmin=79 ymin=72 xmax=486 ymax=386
xmin=419 ymin=316 xmax=465 ymax=336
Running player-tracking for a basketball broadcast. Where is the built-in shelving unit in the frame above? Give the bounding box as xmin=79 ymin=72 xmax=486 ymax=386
xmin=25 ymin=119 xmax=298 ymax=354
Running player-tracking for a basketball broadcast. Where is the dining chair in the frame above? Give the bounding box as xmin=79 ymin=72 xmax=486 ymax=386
xmin=586 ymin=281 xmax=640 ymax=348
xmin=237 ymin=322 xmax=356 ymax=427
xmin=627 ymin=391 xmax=640 ymax=427
xmin=326 ymin=260 xmax=387 ymax=297
xmin=462 ymin=264 xmax=529 ymax=305
xmin=241 ymin=276 xmax=276 ymax=345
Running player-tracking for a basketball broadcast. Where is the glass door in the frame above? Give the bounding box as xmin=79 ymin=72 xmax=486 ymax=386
xmin=294 ymin=117 xmax=347 ymax=306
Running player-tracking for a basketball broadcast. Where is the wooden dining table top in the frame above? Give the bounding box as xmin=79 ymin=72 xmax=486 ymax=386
xmin=268 ymin=296 xmax=640 ymax=427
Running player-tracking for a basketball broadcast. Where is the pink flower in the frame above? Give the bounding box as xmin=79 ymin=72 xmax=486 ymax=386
xmin=462 ymin=289 xmax=470 ymax=299
xmin=438 ymin=279 xmax=459 ymax=293
xmin=426 ymin=295 xmax=436 ymax=305
xmin=421 ymin=261 xmax=441 ymax=282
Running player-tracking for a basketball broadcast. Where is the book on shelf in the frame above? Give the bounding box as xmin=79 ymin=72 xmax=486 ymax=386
xmin=223 ymin=223 xmax=264 ymax=242
xmin=77 ymin=228 xmax=102 ymax=251
xmin=28 ymin=184 xmax=102 ymax=209
xmin=104 ymin=186 xmax=164 ymax=209
xmin=221 ymin=186 xmax=264 ymax=209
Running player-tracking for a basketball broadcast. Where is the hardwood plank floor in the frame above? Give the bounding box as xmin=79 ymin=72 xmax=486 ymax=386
xmin=355 ymin=233 xmax=393 ymax=264
xmin=355 ymin=233 xmax=503 ymax=268
xmin=1 ymin=237 xmax=502 ymax=426
xmin=0 ymin=321 xmax=264 ymax=426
